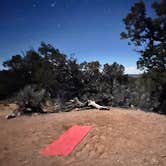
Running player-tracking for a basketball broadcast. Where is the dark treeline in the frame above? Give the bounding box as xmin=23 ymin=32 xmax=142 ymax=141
xmin=0 ymin=42 xmax=127 ymax=104
xmin=0 ymin=42 xmax=165 ymax=114
xmin=0 ymin=0 xmax=165 ymax=114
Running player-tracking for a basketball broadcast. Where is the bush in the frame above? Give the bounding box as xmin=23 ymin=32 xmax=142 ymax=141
xmin=16 ymin=85 xmax=46 ymax=104
xmin=15 ymin=85 xmax=47 ymax=114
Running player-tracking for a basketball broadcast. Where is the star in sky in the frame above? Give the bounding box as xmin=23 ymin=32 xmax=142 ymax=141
xmin=104 ymin=7 xmax=111 ymax=14
xmin=0 ymin=0 xmax=151 ymax=73
xmin=32 ymin=0 xmax=39 ymax=8
xmin=50 ymin=1 xmax=57 ymax=8
xmin=57 ymin=23 xmax=61 ymax=29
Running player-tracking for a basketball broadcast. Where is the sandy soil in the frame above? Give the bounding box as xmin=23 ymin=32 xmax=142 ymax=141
xmin=0 ymin=104 xmax=166 ymax=166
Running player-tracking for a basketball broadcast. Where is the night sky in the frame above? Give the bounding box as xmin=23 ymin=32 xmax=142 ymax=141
xmin=0 ymin=0 xmax=154 ymax=73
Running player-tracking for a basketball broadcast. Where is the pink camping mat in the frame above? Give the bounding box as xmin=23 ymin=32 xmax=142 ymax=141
xmin=39 ymin=125 xmax=92 ymax=156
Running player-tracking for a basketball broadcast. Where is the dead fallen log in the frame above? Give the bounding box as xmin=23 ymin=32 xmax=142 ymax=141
xmin=62 ymin=98 xmax=109 ymax=112
xmin=6 ymin=97 xmax=109 ymax=119
xmin=5 ymin=101 xmax=45 ymax=119
xmin=87 ymin=100 xmax=109 ymax=110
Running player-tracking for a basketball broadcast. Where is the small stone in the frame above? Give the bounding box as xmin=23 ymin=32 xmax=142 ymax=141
xmin=151 ymin=158 xmax=159 ymax=165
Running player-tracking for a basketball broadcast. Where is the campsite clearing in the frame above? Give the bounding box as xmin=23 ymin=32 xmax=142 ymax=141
xmin=0 ymin=104 xmax=166 ymax=166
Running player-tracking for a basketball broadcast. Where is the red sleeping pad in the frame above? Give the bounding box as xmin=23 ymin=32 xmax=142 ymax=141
xmin=39 ymin=125 xmax=92 ymax=156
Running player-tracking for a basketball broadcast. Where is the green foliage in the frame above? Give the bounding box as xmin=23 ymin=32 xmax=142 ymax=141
xmin=121 ymin=0 xmax=166 ymax=113
xmin=121 ymin=0 xmax=166 ymax=72
xmin=0 ymin=36 xmax=165 ymax=114
xmin=16 ymin=85 xmax=46 ymax=104
xmin=0 ymin=70 xmax=25 ymax=99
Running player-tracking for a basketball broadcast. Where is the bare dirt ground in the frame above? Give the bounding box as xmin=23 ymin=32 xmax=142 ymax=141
xmin=0 ymin=104 xmax=166 ymax=166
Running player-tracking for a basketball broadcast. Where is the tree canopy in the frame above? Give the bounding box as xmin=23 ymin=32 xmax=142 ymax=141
xmin=121 ymin=0 xmax=166 ymax=113
xmin=121 ymin=0 xmax=166 ymax=72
